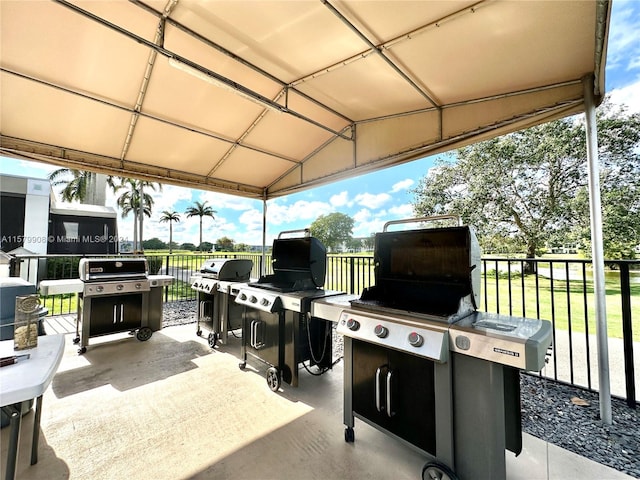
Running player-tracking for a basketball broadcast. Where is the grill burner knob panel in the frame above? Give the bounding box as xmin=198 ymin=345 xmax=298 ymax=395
xmin=346 ymin=318 xmax=360 ymax=331
xmin=408 ymin=332 xmax=424 ymax=347
xmin=374 ymin=324 xmax=388 ymax=338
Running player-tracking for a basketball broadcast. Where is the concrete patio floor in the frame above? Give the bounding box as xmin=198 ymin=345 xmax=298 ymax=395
xmin=1 ymin=322 xmax=634 ymax=480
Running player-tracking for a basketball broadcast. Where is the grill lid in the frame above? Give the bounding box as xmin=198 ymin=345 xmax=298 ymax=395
xmin=199 ymin=258 xmax=253 ymax=281
xmin=351 ymin=217 xmax=481 ymax=322
xmin=252 ymin=229 xmax=327 ymax=291
xmin=79 ymin=257 xmax=148 ymax=282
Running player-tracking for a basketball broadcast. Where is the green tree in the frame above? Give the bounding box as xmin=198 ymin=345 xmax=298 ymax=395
xmin=310 ymin=212 xmax=354 ymax=252
xmin=159 ymin=210 xmax=181 ymax=254
xmin=142 ymin=237 xmax=167 ymax=250
xmin=185 ymin=201 xmax=216 ymax=251
xmin=412 ymin=97 xmax=640 ymax=261
xmin=216 ymin=236 xmax=235 ymax=252
xmin=115 ymin=178 xmax=161 ymax=252
xmin=180 ymin=242 xmax=196 ymax=251
xmin=48 ymin=169 xmax=116 ymax=205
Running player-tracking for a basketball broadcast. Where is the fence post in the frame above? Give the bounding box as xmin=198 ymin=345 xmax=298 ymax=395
xmin=619 ymin=262 xmax=636 ymax=408
xmin=349 ymin=257 xmax=355 ymax=294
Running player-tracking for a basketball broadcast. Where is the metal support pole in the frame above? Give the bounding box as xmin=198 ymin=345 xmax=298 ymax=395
xmin=261 ymin=196 xmax=267 ymax=277
xmin=583 ymin=74 xmax=611 ymax=424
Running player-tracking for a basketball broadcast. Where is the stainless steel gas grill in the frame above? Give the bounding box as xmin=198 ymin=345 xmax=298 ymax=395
xmin=190 ymin=258 xmax=253 ymax=347
xmin=235 ymin=229 xmax=342 ymax=391
xmin=331 ymin=217 xmax=552 ymax=480
xmin=76 ymin=258 xmax=152 ymax=354
xmin=40 ymin=258 xmax=173 ymax=354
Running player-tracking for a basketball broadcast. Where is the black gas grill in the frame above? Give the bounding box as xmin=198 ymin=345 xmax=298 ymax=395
xmin=190 ymin=258 xmax=253 ymax=347
xmin=235 ymin=229 xmax=342 ymax=391
xmin=332 ymin=217 xmax=552 ymax=480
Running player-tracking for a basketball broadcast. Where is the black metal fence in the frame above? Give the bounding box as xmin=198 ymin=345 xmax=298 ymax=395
xmin=11 ymin=253 xmax=639 ymax=407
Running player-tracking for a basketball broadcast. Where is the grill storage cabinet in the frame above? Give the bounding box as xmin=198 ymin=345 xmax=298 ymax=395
xmin=343 ymin=336 xmax=522 ymax=480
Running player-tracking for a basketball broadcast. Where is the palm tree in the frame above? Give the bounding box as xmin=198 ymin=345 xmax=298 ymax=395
xmin=115 ymin=178 xmax=161 ymax=252
xmin=159 ymin=210 xmax=181 ymax=254
xmin=185 ymin=201 xmax=216 ymax=251
xmin=48 ymin=169 xmax=115 ymax=205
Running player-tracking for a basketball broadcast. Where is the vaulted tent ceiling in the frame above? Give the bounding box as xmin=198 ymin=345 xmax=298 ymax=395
xmin=0 ymin=0 xmax=611 ymax=200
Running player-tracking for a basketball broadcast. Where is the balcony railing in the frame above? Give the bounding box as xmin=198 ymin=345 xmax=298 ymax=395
xmin=9 ymin=253 xmax=639 ymax=407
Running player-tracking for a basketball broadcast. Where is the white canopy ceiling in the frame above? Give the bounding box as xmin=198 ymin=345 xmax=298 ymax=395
xmin=0 ymin=0 xmax=611 ymax=200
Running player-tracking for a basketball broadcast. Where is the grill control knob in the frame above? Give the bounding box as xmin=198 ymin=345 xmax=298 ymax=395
xmin=260 ymin=298 xmax=270 ymax=307
xmin=96 ymin=286 xmax=103 ymax=293
xmin=249 ymin=296 xmax=258 ymax=304
xmin=374 ymin=324 xmax=388 ymax=338
xmin=346 ymin=318 xmax=360 ymax=331
xmin=135 ymin=283 xmax=142 ymax=290
xmin=239 ymin=293 xmax=247 ymax=301
xmin=408 ymin=332 xmax=423 ymax=347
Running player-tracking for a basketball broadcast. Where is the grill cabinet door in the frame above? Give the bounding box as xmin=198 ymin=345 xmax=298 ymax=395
xmin=89 ymin=294 xmax=143 ymax=336
xmin=352 ymin=339 xmax=437 ymax=455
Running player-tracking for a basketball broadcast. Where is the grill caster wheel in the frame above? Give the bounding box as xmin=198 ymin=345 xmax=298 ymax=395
xmin=208 ymin=332 xmax=218 ymax=348
xmin=266 ymin=367 xmax=281 ymax=392
xmin=196 ymin=329 xmax=202 ymax=336
xmin=344 ymin=427 xmax=354 ymax=443
xmin=239 ymin=362 xmax=246 ymax=370
xmin=73 ymin=337 xmax=80 ymax=344
xmin=136 ymin=327 xmax=153 ymax=341
xmin=422 ymin=462 xmax=458 ymax=480
xmin=77 ymin=347 xmax=86 ymax=355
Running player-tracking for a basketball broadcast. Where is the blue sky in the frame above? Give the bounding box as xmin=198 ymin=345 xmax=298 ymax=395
xmin=2 ymin=1 xmax=639 ymax=248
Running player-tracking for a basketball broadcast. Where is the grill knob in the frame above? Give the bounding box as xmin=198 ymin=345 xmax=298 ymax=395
xmin=96 ymin=286 xmax=103 ymax=293
xmin=249 ymin=296 xmax=258 ymax=304
xmin=239 ymin=293 xmax=247 ymax=301
xmin=374 ymin=324 xmax=388 ymax=338
xmin=408 ymin=332 xmax=423 ymax=347
xmin=346 ymin=318 xmax=360 ymax=331
xmin=260 ymin=298 xmax=270 ymax=306
xmin=116 ymin=284 xmax=124 ymax=291
xmin=135 ymin=283 xmax=142 ymax=289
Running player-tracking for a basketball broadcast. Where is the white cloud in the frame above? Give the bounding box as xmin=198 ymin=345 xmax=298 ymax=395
xmin=330 ymin=191 xmax=351 ymax=207
xmin=608 ymin=79 xmax=640 ymax=113
xmin=267 ymin=199 xmax=333 ymax=225
xmin=388 ymin=203 xmax=414 ymax=217
xmin=354 ymin=192 xmax=391 ymax=209
xmin=390 ymin=179 xmax=414 ymax=193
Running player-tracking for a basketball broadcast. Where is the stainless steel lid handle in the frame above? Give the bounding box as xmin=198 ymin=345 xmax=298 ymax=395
xmin=382 ymin=215 xmax=461 ymax=231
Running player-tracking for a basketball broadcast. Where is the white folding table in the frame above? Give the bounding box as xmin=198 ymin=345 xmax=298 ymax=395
xmin=1 ymin=334 xmax=65 ymax=480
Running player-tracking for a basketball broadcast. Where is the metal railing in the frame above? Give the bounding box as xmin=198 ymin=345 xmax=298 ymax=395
xmin=9 ymin=253 xmax=639 ymax=407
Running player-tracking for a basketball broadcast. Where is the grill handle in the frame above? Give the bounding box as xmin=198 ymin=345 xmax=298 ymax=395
xmin=277 ymin=228 xmax=310 ymax=239
xmin=386 ymin=370 xmax=396 ymax=418
xmin=383 ymin=215 xmax=461 ymax=232
xmin=375 ymin=365 xmax=389 ymax=413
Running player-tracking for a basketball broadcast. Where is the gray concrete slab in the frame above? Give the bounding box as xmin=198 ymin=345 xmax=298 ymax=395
xmin=1 ymin=324 xmax=634 ymax=480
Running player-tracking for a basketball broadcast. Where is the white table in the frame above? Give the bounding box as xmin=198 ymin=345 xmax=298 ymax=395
xmin=1 ymin=334 xmax=65 ymax=480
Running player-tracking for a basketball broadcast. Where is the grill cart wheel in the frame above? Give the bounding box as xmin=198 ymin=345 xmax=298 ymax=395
xmin=73 ymin=337 xmax=80 ymax=344
xmin=239 ymin=362 xmax=246 ymax=370
xmin=344 ymin=427 xmax=354 ymax=443
xmin=196 ymin=329 xmax=202 ymax=336
xmin=422 ymin=462 xmax=458 ymax=480
xmin=77 ymin=347 xmax=86 ymax=355
xmin=136 ymin=327 xmax=153 ymax=341
xmin=208 ymin=332 xmax=218 ymax=348
xmin=266 ymin=367 xmax=281 ymax=391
